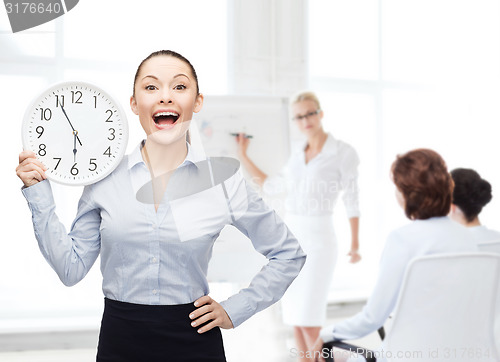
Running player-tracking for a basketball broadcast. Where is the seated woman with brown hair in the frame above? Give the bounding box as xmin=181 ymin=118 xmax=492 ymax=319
xmin=311 ymin=148 xmax=478 ymax=362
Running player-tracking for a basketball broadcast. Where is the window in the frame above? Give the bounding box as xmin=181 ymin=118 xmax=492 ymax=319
xmin=309 ymin=0 xmax=500 ymax=301
xmin=309 ymin=0 xmax=379 ymax=81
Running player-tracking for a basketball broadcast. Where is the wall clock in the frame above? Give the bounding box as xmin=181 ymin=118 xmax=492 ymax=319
xmin=22 ymin=81 xmax=129 ymax=186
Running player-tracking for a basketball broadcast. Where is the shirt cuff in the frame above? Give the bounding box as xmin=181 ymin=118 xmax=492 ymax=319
xmin=219 ymin=292 xmax=253 ymax=329
xmin=21 ymin=180 xmax=54 ymax=211
xmin=320 ymin=325 xmax=336 ymax=343
xmin=346 ymin=208 xmax=361 ymax=219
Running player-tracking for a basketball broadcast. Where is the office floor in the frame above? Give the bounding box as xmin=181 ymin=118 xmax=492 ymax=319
xmin=0 ymin=301 xmax=381 ymax=362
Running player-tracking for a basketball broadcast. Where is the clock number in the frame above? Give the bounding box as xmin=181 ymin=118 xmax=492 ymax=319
xmin=89 ymin=158 xmax=97 ymax=171
xmin=36 ymin=126 xmax=44 ymax=138
xmin=38 ymin=144 xmax=47 ymax=156
xmin=93 ymin=96 xmax=97 ymax=109
xmin=70 ymin=163 xmax=79 ymax=176
xmin=71 ymin=91 xmax=83 ymax=104
xmin=53 ymin=157 xmax=62 ymax=170
xmin=105 ymin=109 xmax=113 ymax=122
xmin=103 ymin=146 xmax=112 ymax=157
xmin=40 ymin=108 xmax=52 ymax=121
xmin=108 ymin=128 xmax=116 ymax=141
xmin=55 ymin=95 xmax=65 ymax=108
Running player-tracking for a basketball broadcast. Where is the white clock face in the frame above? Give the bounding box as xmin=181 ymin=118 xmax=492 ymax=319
xmin=22 ymin=81 xmax=129 ymax=186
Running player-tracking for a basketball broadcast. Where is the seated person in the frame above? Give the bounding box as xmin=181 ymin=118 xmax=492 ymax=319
xmin=449 ymin=168 xmax=500 ymax=244
xmin=312 ymin=149 xmax=478 ymax=362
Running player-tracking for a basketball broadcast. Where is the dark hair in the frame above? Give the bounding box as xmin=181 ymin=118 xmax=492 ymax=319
xmin=450 ymin=168 xmax=492 ymax=222
xmin=132 ymin=50 xmax=200 ymax=97
xmin=392 ymin=148 xmax=453 ymax=220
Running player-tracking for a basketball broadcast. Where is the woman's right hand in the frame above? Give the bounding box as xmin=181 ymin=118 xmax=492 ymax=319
xmin=16 ymin=150 xmax=47 ymax=187
xmin=235 ymin=133 xmax=250 ymax=157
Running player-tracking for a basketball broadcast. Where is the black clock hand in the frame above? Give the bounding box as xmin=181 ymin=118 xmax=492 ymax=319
xmin=61 ymin=105 xmax=83 ymax=146
xmin=73 ymin=131 xmax=77 ymax=162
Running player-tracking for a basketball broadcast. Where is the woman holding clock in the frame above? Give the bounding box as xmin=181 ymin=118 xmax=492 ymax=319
xmin=16 ymin=50 xmax=306 ymax=361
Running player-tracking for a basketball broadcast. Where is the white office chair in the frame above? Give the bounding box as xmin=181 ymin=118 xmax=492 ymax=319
xmin=477 ymin=241 xmax=500 ymax=356
xmin=478 ymin=240 xmax=500 ymax=254
xmin=325 ymin=253 xmax=500 ymax=362
xmin=385 ymin=253 xmax=500 ymax=361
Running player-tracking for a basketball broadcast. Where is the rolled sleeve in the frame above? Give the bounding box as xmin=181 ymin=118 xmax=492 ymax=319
xmin=219 ymin=172 xmax=306 ymax=327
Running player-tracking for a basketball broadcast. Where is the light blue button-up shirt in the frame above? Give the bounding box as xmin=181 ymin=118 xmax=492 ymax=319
xmin=22 ymin=141 xmax=306 ymax=327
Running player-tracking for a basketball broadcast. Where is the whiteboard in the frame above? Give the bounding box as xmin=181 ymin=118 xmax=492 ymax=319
xmin=195 ymin=95 xmax=290 ymax=175
xmin=196 ymin=95 xmax=291 ymax=283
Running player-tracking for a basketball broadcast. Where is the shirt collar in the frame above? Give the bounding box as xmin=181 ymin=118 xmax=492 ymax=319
xmin=300 ymin=132 xmax=338 ymax=156
xmin=127 ymin=140 xmax=204 ymax=170
xmin=322 ymin=133 xmax=338 ymax=155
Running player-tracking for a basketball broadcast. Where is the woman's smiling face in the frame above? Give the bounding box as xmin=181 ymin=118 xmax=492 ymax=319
xmin=130 ymin=55 xmax=203 ymax=144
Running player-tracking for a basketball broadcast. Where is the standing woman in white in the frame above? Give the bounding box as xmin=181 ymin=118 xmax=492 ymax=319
xmin=236 ymin=91 xmax=361 ymax=357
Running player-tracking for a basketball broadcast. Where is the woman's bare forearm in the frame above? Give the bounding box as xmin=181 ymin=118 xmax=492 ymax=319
xmin=239 ymin=153 xmax=268 ymax=187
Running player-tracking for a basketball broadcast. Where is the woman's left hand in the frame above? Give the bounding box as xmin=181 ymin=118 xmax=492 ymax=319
xmin=348 ymin=249 xmax=361 ymax=264
xmin=189 ymin=295 xmax=234 ymax=333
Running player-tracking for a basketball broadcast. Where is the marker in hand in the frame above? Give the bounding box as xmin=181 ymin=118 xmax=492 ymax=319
xmin=230 ymin=133 xmax=253 ymax=139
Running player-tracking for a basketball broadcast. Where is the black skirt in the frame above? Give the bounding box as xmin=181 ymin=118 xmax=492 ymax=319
xmin=96 ymin=298 xmax=226 ymax=362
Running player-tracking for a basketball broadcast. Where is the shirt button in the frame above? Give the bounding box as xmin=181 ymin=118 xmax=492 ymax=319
xmin=152 ymin=224 xmax=157 ymax=229
xmin=152 ymin=289 xmax=158 ymax=295
xmin=151 ymin=257 xmax=157 ymax=263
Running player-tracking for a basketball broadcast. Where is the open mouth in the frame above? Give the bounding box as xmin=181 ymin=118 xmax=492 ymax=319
xmin=153 ymin=111 xmax=179 ymax=127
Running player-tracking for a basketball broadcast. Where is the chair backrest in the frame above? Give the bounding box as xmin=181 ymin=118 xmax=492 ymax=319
xmin=478 ymin=241 xmax=500 ymax=254
xmin=384 ymin=253 xmax=500 ymax=362
xmin=477 ymin=242 xmax=500 ymax=355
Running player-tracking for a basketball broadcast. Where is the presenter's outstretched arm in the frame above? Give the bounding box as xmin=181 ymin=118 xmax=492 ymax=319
xmin=235 ymin=133 xmax=268 ymax=187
